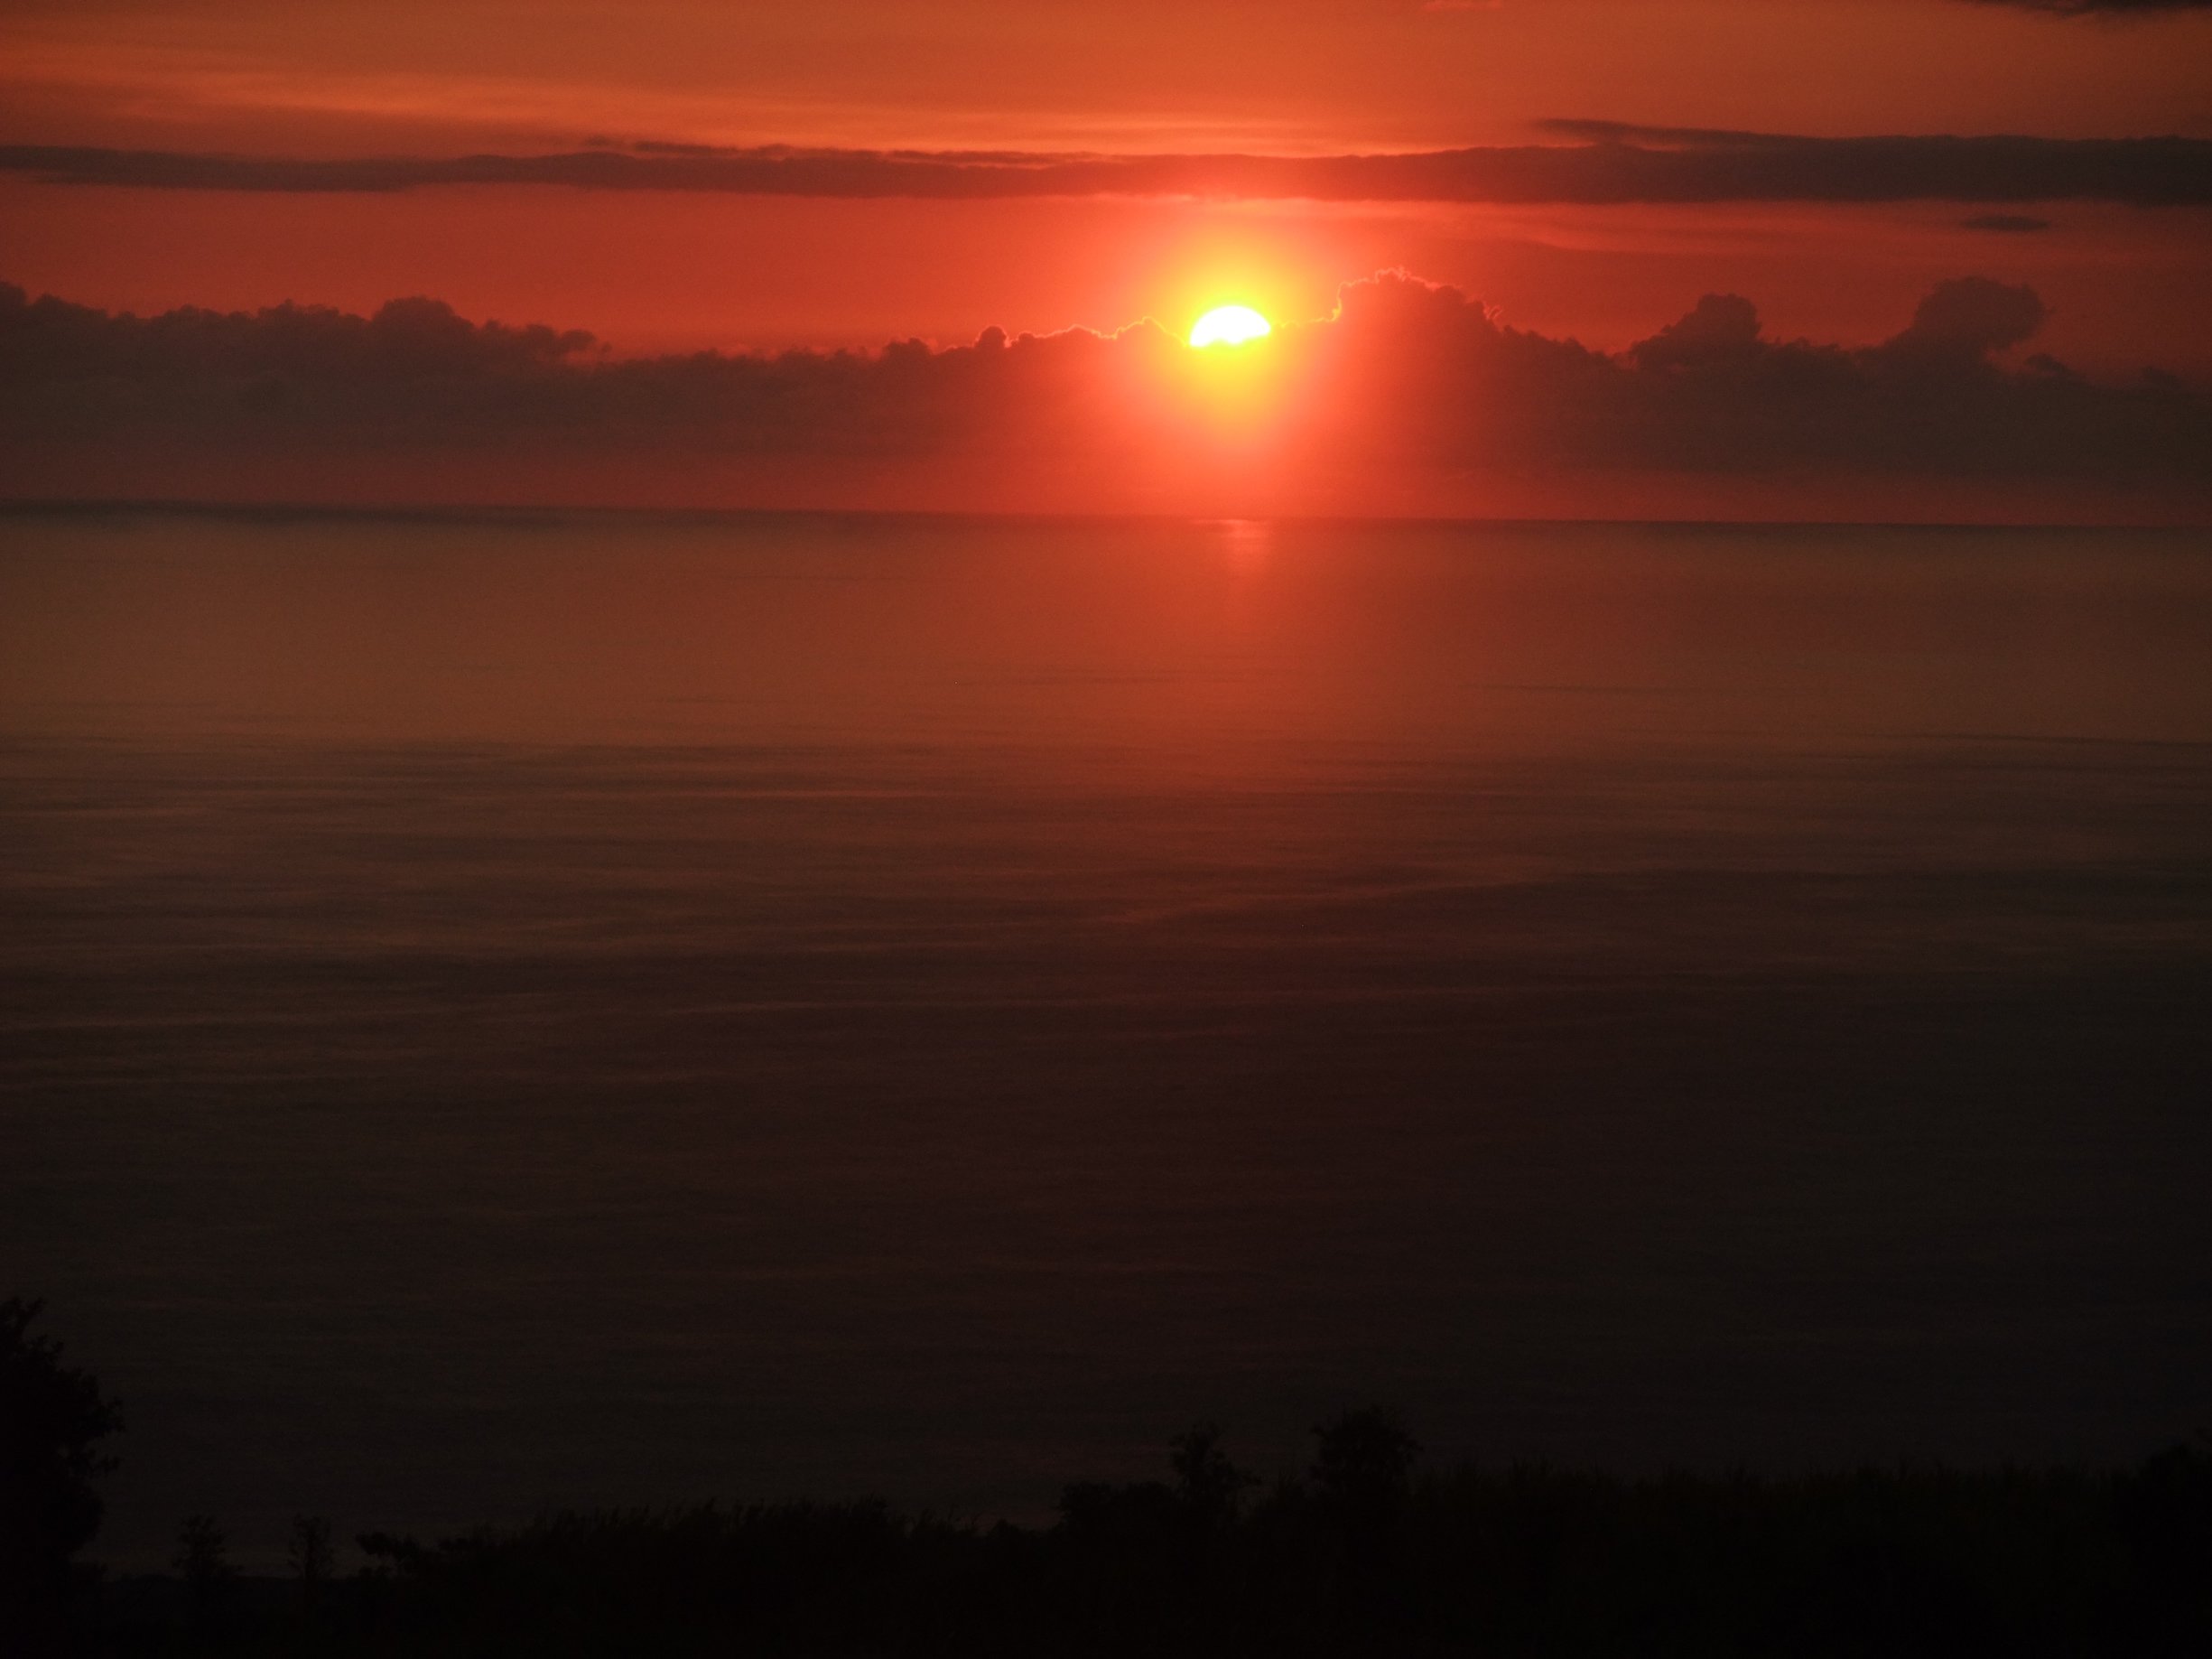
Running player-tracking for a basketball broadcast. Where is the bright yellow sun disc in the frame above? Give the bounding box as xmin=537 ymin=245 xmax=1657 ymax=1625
xmin=1188 ymin=305 xmax=1272 ymax=349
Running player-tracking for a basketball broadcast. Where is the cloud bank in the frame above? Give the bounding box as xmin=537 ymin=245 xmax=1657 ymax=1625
xmin=4 ymin=126 xmax=2208 ymax=205
xmin=3 ymin=275 xmax=2205 ymax=521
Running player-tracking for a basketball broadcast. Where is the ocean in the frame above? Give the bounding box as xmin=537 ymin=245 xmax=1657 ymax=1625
xmin=4 ymin=507 xmax=2208 ymax=1566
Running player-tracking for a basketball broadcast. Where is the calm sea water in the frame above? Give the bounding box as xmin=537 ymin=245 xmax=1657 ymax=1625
xmin=4 ymin=508 xmax=2209 ymax=1566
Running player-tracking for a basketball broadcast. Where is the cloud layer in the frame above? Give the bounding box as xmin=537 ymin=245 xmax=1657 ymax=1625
xmin=3 ymin=274 xmax=2205 ymax=520
xmin=4 ymin=126 xmax=2208 ymax=204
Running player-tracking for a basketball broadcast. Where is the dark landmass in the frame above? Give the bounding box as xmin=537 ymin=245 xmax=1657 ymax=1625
xmin=11 ymin=1263 xmax=2212 ymax=1655
xmin=55 ymin=1427 xmax=2212 ymax=1657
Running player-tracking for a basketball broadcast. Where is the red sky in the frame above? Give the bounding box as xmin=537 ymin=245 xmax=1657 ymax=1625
xmin=8 ymin=1 xmax=2209 ymax=155
xmin=3 ymin=0 xmax=2207 ymax=517
xmin=4 ymin=0 xmax=2208 ymax=360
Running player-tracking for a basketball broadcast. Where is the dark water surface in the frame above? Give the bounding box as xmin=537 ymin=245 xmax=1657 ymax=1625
xmin=4 ymin=508 xmax=2209 ymax=1565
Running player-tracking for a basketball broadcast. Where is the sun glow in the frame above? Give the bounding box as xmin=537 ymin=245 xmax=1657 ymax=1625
xmin=1188 ymin=304 xmax=1273 ymax=349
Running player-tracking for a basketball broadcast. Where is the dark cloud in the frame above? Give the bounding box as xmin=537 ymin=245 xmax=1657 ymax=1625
xmin=1 ymin=275 xmax=2204 ymax=517
xmin=1288 ymin=275 xmax=2204 ymax=490
xmin=1886 ymin=276 xmax=2049 ymax=361
xmin=1964 ymin=2 xmax=2212 ymax=14
xmin=1962 ymin=213 xmax=2054 ymax=231
xmin=2 ymin=125 xmax=2207 ymax=204
xmin=1627 ymin=294 xmax=1765 ymax=372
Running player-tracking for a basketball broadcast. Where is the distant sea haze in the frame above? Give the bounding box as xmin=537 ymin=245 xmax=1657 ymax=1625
xmin=3 ymin=508 xmax=2209 ymax=1566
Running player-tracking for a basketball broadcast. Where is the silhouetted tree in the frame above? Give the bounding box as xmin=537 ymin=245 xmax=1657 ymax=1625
xmin=289 ymin=1513 xmax=335 ymax=1626
xmin=1310 ymin=1405 xmax=1418 ymax=1526
xmin=1170 ymin=1421 xmax=1254 ymax=1530
xmin=174 ymin=1514 xmax=237 ymax=1639
xmin=1309 ymin=1405 xmax=1422 ymax=1628
xmin=0 ymin=1296 xmax=122 ymax=1640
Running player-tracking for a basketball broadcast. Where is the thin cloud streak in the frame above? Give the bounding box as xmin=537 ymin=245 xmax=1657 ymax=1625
xmin=1964 ymin=1 xmax=2212 ymax=14
xmin=3 ymin=126 xmax=2208 ymax=205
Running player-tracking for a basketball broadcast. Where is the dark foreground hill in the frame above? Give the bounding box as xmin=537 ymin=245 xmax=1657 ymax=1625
xmin=71 ymin=1422 xmax=2212 ymax=1658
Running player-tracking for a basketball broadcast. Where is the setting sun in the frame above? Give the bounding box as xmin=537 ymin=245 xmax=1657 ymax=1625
xmin=1188 ymin=304 xmax=1273 ymax=349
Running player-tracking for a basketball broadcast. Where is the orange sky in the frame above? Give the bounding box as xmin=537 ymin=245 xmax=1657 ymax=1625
xmin=5 ymin=1 xmax=2209 ymax=368
xmin=4 ymin=0 xmax=2208 ymax=518
xmin=7 ymin=1 xmax=2211 ymax=156
xmin=8 ymin=180 xmax=2207 ymax=375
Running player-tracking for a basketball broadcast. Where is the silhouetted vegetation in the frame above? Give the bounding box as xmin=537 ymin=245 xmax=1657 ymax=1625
xmin=2 ymin=1297 xmax=123 ymax=1645
xmin=14 ymin=1297 xmax=2207 ymax=1655
xmin=172 ymin=1516 xmax=238 ymax=1645
xmin=70 ymin=1427 xmax=2212 ymax=1656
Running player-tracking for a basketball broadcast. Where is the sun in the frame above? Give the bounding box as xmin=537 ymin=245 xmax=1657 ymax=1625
xmin=1188 ymin=304 xmax=1273 ymax=349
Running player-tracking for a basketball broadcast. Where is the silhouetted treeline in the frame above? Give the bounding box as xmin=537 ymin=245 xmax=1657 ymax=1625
xmin=77 ymin=1422 xmax=2212 ymax=1657
xmin=12 ymin=1301 xmax=2209 ymax=1654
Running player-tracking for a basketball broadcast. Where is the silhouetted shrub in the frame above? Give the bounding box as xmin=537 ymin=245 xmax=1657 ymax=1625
xmin=1 ymin=1296 xmax=122 ymax=1641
